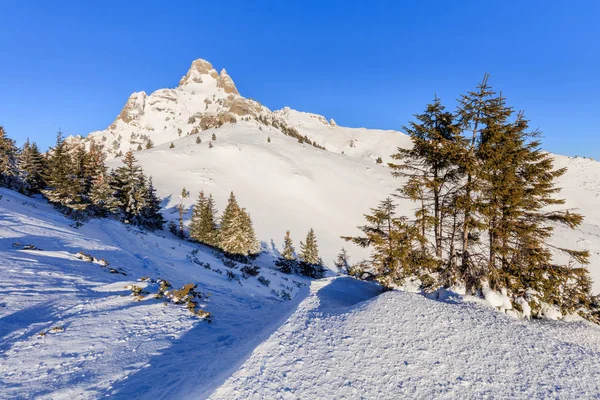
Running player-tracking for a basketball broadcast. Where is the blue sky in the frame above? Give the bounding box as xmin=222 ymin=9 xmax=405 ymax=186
xmin=1 ymin=0 xmax=599 ymax=158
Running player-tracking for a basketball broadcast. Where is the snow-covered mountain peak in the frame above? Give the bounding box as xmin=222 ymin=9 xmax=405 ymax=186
xmin=216 ymin=68 xmax=239 ymax=95
xmin=178 ymin=58 xmax=220 ymax=86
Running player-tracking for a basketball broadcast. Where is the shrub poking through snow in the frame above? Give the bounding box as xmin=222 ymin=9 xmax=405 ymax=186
xmin=241 ymin=265 xmax=260 ymax=278
xmin=257 ymin=276 xmax=271 ymax=287
xmin=129 ymin=278 xmax=211 ymax=320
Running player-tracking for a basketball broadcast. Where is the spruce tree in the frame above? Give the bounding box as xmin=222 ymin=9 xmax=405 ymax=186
xmin=343 ymin=198 xmax=432 ymax=287
xmin=0 ymin=126 xmax=19 ymax=189
xmin=299 ymin=228 xmax=325 ymax=278
xmin=189 ymin=191 xmax=206 ymax=242
xmin=389 ymin=97 xmax=463 ymax=264
xmin=139 ymin=177 xmax=165 ymax=230
xmin=240 ymin=208 xmax=260 ymax=255
xmin=89 ymin=172 xmax=120 ymax=217
xmin=334 ymin=248 xmax=350 ymax=275
xmin=111 ymin=150 xmax=147 ymax=224
xmin=18 ymin=139 xmax=45 ymax=194
xmin=275 ymin=231 xmax=297 ymax=274
xmin=146 ymin=139 xmax=154 ymax=149
xmin=42 ymin=132 xmax=87 ymax=213
xmin=218 ymin=192 xmax=245 ymax=255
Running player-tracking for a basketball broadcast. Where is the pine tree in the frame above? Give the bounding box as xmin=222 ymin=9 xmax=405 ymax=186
xmin=212 ymin=133 xmax=217 ymax=141
xmin=240 ymin=208 xmax=260 ymax=255
xmin=334 ymin=248 xmax=350 ymax=275
xmin=218 ymin=192 xmax=245 ymax=255
xmin=111 ymin=150 xmax=147 ymax=224
xmin=83 ymin=141 xmax=107 ymax=196
xmin=208 ymin=141 xmax=213 ymax=149
xmin=189 ymin=191 xmax=206 ymax=242
xmin=0 ymin=126 xmax=19 ymax=189
xmin=299 ymin=228 xmax=325 ymax=278
xmin=267 ymin=137 xmax=271 ymax=143
xmin=139 ymin=177 xmax=165 ymax=230
xmin=276 ymin=231 xmax=297 ymax=274
xmin=42 ymin=132 xmax=88 ymax=213
xmin=146 ymin=139 xmax=154 ymax=149
xmin=137 ymin=144 xmax=143 ymax=151
xmin=343 ymin=198 xmax=432 ymax=287
xmin=18 ymin=139 xmax=45 ymax=194
xmin=190 ymin=192 xmax=220 ymax=246
xmin=89 ymin=172 xmax=120 ymax=216
xmin=389 ymin=97 xmax=463 ymax=273
xmin=170 ymin=142 xmax=175 ymax=149
xmin=218 ymin=192 xmax=257 ymax=257
xmin=196 ymin=136 xmax=202 ymax=144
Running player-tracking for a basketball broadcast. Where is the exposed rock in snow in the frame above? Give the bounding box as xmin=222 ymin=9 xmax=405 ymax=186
xmin=179 ymin=58 xmax=219 ymax=86
xmin=216 ymin=68 xmax=239 ymax=95
xmin=110 ymin=91 xmax=147 ymax=128
xmin=329 ymin=118 xmax=337 ymax=126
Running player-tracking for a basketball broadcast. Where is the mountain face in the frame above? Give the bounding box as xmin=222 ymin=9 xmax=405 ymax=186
xmin=69 ymin=58 xmax=407 ymax=163
xmin=67 ymin=58 xmax=600 ymax=292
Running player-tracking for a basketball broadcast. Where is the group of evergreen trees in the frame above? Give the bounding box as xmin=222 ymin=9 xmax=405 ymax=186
xmin=276 ymin=229 xmax=326 ymax=278
xmin=0 ymin=128 xmax=164 ymax=230
xmin=344 ymin=76 xmax=599 ymax=321
xmin=189 ymin=191 xmax=259 ymax=258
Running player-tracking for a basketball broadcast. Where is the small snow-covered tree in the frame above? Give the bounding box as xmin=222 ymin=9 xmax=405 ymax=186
xmin=334 ymin=248 xmax=351 ymax=275
xmin=139 ymin=177 xmax=165 ymax=230
xmin=89 ymin=172 xmax=120 ymax=217
xmin=276 ymin=230 xmax=298 ymax=274
xmin=190 ymin=192 xmax=219 ymax=246
xmin=299 ymin=228 xmax=325 ymax=278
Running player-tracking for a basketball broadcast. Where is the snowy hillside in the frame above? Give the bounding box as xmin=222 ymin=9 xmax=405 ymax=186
xmin=3 ymin=188 xmax=600 ymax=399
xmin=0 ymin=188 xmax=310 ymax=398
xmin=66 ymin=58 xmax=600 ymax=291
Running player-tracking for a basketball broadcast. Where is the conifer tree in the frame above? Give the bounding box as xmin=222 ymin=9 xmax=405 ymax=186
xmin=190 ymin=192 xmax=220 ymax=246
xmin=0 ymin=126 xmax=19 ymax=189
xmin=196 ymin=136 xmax=201 ymax=144
xmin=146 ymin=139 xmax=154 ymax=149
xmin=89 ymin=172 xmax=120 ymax=217
xmin=276 ymin=231 xmax=297 ymax=274
xmin=18 ymin=139 xmax=45 ymax=194
xmin=343 ymin=198 xmax=432 ymax=287
xmin=111 ymin=150 xmax=147 ymax=224
xmin=42 ymin=132 xmax=87 ymax=213
xmin=240 ymin=208 xmax=260 ymax=255
xmin=170 ymin=142 xmax=175 ymax=149
xmin=389 ymin=97 xmax=463 ymax=264
xmin=218 ymin=192 xmax=258 ymax=257
xmin=212 ymin=133 xmax=217 ymax=141
xmin=139 ymin=177 xmax=165 ymax=230
xmin=299 ymin=228 xmax=326 ymax=278
xmin=334 ymin=248 xmax=350 ymax=275
xmin=137 ymin=144 xmax=143 ymax=151
xmin=189 ymin=191 xmax=206 ymax=242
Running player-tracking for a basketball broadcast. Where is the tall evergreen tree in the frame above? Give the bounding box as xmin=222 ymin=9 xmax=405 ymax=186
xmin=0 ymin=126 xmax=19 ymax=188
xmin=89 ymin=172 xmax=120 ymax=217
xmin=240 ymin=208 xmax=260 ymax=255
xmin=389 ymin=97 xmax=463 ymax=263
xmin=139 ymin=177 xmax=165 ymax=230
xmin=42 ymin=132 xmax=87 ymax=213
xmin=18 ymin=139 xmax=45 ymax=194
xmin=218 ymin=192 xmax=245 ymax=255
xmin=189 ymin=191 xmax=219 ymax=246
xmin=111 ymin=150 xmax=147 ymax=224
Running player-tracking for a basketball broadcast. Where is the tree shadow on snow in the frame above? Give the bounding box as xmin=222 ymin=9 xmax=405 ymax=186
xmin=313 ymin=277 xmax=383 ymax=317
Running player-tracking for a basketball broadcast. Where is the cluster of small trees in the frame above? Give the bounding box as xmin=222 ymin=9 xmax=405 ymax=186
xmin=189 ymin=191 xmax=259 ymax=258
xmin=0 ymin=128 xmax=164 ymax=230
xmin=275 ymin=229 xmax=326 ymax=278
xmin=344 ymin=76 xmax=599 ymax=321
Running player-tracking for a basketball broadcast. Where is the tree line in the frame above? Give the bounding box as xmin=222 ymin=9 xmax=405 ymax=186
xmin=343 ymin=76 xmax=599 ymax=322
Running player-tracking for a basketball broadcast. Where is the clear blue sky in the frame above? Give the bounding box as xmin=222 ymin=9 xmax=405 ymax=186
xmin=1 ymin=0 xmax=599 ymax=158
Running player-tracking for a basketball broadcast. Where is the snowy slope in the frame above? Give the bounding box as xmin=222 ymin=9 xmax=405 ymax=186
xmin=210 ymin=277 xmax=600 ymax=399
xmin=66 ymin=58 xmax=600 ymax=292
xmin=0 ymin=188 xmax=310 ymax=399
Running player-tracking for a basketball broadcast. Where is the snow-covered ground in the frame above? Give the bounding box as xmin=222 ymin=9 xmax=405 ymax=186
xmin=210 ymin=277 xmax=600 ymax=399
xmin=2 ymin=188 xmax=600 ymax=399
xmin=0 ymin=188 xmax=309 ymax=399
